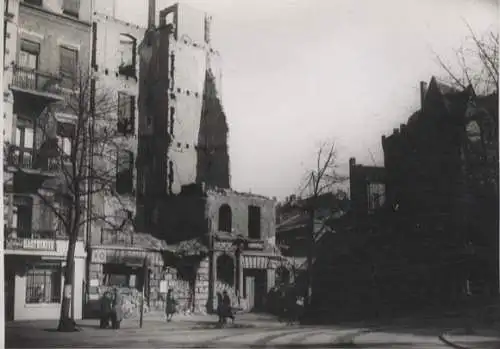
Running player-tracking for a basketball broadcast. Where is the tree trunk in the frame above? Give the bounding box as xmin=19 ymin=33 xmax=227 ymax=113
xmin=58 ymin=234 xmax=78 ymax=332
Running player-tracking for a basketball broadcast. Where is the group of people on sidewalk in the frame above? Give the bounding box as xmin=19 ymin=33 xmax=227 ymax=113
xmin=99 ymin=288 xmax=124 ymax=329
xmin=268 ymin=286 xmax=305 ymax=325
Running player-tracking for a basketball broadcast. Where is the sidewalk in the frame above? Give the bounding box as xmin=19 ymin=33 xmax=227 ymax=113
xmin=439 ymin=328 xmax=500 ymax=349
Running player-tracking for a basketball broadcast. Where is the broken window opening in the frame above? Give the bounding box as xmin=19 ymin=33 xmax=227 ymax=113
xmin=218 ymin=204 xmax=232 ymax=233
xmin=116 ymin=149 xmax=134 ymax=195
xmin=117 ymin=92 xmax=135 ymax=136
xmin=169 ymin=107 xmax=175 ymax=135
xmin=248 ymin=206 xmax=261 ymax=239
xmin=118 ymin=34 xmax=137 ymax=78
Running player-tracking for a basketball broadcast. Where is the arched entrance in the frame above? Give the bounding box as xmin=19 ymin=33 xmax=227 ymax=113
xmin=216 ymin=254 xmax=235 ymax=286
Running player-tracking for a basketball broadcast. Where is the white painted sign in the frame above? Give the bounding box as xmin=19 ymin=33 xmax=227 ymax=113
xmin=64 ymin=285 xmax=72 ymax=298
xmin=160 ymin=280 xmax=168 ymax=293
xmin=23 ymin=239 xmax=55 ymax=251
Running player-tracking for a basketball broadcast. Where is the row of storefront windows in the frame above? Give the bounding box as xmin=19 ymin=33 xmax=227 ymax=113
xmin=25 ymin=262 xmax=62 ymax=304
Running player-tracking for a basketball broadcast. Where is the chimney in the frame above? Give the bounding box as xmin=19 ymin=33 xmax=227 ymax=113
xmin=349 ymin=157 xmax=356 ymax=168
xmin=420 ymin=81 xmax=428 ymax=109
xmin=148 ymin=0 xmax=156 ymax=29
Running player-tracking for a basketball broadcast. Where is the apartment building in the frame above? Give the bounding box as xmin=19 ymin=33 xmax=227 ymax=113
xmin=3 ymin=0 xmax=91 ymax=321
xmin=83 ymin=8 xmax=168 ymax=316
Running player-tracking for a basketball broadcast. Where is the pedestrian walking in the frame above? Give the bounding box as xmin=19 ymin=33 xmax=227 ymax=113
xmin=222 ymin=290 xmax=235 ymax=325
xmin=99 ymin=291 xmax=113 ymax=329
xmin=165 ymin=288 xmax=177 ymax=322
xmin=110 ymin=288 xmax=123 ymax=329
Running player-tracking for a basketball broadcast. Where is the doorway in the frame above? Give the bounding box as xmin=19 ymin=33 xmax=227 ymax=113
xmin=5 ymin=259 xmax=16 ymax=321
xmin=243 ymin=269 xmax=267 ymax=312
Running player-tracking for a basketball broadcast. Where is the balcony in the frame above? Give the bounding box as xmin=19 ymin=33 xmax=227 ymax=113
xmin=10 ymin=65 xmax=64 ymax=115
xmin=4 ymin=227 xmax=57 ymax=252
xmin=6 ymin=145 xmax=60 ymax=173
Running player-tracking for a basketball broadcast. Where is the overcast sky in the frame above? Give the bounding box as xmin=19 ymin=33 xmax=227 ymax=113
xmin=110 ymin=0 xmax=498 ymax=199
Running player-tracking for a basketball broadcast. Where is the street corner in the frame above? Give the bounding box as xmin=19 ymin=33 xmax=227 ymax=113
xmin=439 ymin=330 xmax=500 ymax=349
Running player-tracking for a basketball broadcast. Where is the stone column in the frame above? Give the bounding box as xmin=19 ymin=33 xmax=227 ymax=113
xmin=239 ymin=255 xmax=244 ymax=298
xmin=267 ymin=267 xmax=276 ymax=292
xmin=208 ymin=251 xmax=218 ymax=313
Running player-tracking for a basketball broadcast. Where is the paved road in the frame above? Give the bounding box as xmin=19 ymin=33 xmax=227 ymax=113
xmin=6 ymin=319 xmax=458 ymax=348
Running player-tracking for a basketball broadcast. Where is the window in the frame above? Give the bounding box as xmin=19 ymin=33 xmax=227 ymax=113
xmin=117 ymin=92 xmax=135 ymax=136
xmin=23 ymin=0 xmax=42 ymax=6
xmin=218 ymin=204 xmax=232 ymax=232
xmin=18 ymin=40 xmax=40 ymax=89
xmin=59 ymin=46 xmax=78 ymax=89
xmin=56 ymin=122 xmax=74 ymax=159
xmin=12 ymin=195 xmax=33 ymax=238
xmin=466 ymin=121 xmax=481 ymax=143
xmin=62 ymin=0 xmax=79 ymax=17
xmin=25 ymin=263 xmax=62 ymax=304
xmin=367 ymin=183 xmax=386 ymax=212
xmin=118 ymin=34 xmax=136 ymax=77
xmin=116 ymin=149 xmax=134 ymax=194
xmin=13 ymin=118 xmax=34 ymax=168
xmin=248 ymin=206 xmax=261 ymax=239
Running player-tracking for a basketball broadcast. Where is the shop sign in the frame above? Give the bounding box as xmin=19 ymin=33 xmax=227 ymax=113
xmin=214 ymin=240 xmax=233 ymax=251
xmin=22 ymin=239 xmax=56 ymax=251
xmin=91 ymin=249 xmax=149 ymax=266
xmin=246 ymin=241 xmax=264 ymax=250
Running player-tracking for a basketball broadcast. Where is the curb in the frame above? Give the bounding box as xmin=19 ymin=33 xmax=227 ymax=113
xmin=438 ymin=333 xmax=470 ymax=349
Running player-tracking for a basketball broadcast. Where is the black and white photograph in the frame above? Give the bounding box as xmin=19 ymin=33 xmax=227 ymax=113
xmin=1 ymin=0 xmax=499 ymax=347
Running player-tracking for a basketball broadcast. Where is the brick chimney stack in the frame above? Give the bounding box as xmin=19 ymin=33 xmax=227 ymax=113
xmin=148 ymin=0 xmax=156 ymax=29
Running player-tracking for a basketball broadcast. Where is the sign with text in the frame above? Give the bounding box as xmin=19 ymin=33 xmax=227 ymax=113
xmin=22 ymin=239 xmax=56 ymax=251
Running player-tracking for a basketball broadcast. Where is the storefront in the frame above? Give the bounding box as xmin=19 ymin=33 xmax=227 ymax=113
xmin=209 ymin=234 xmax=284 ymax=312
xmin=85 ymin=246 xmax=165 ymax=318
xmin=4 ymin=240 xmax=86 ymax=321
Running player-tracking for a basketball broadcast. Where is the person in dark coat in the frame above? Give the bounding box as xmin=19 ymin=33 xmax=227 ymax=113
xmin=99 ymin=291 xmax=113 ymax=329
xmin=216 ymin=292 xmax=224 ymax=325
xmin=165 ymin=289 xmax=177 ymax=322
xmin=110 ymin=288 xmax=123 ymax=329
xmin=222 ymin=291 xmax=235 ymax=324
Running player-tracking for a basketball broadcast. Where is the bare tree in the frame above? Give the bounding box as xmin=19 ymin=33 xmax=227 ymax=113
xmin=298 ymin=140 xmax=347 ymax=310
xmin=8 ymin=67 xmax=133 ymax=331
xmin=435 ymin=23 xmax=498 ymax=95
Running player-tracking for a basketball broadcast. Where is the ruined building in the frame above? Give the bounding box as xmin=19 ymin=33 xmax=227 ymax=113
xmin=84 ymin=6 xmax=168 ymax=317
xmin=137 ymin=2 xmax=285 ymax=313
xmin=137 ymin=2 xmax=230 ymax=233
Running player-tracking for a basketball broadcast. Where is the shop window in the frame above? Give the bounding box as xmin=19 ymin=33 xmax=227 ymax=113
xmin=25 ymin=263 xmax=62 ymax=304
xmin=216 ymin=254 xmax=234 ymax=286
xmin=103 ymin=264 xmax=140 ymax=288
xmin=118 ymin=34 xmax=137 ymax=78
xmin=218 ymin=204 xmax=232 ymax=232
xmin=248 ymin=206 xmax=261 ymax=239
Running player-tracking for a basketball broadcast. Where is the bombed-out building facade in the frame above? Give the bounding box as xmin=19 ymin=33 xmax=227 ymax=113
xmin=136 ymin=2 xmax=284 ymax=313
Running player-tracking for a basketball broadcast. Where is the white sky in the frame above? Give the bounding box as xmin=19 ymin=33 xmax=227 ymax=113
xmin=111 ymin=0 xmax=498 ymax=199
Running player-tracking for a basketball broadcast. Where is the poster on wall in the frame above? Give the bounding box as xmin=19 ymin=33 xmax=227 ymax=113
xmin=160 ymin=280 xmax=168 ymax=293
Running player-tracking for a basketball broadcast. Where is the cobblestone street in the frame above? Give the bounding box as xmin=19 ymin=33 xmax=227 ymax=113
xmin=8 ymin=313 xmax=498 ymax=348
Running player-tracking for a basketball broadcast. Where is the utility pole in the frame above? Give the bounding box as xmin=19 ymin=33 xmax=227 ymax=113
xmin=139 ymin=257 xmax=148 ymax=328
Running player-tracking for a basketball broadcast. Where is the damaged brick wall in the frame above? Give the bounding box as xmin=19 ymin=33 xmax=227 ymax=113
xmin=196 ymin=70 xmax=230 ymax=189
xmin=206 ymin=189 xmax=277 ymax=242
